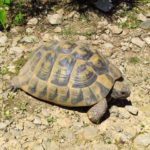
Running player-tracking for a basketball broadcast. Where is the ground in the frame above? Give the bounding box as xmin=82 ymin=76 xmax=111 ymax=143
xmin=0 ymin=2 xmax=150 ymax=150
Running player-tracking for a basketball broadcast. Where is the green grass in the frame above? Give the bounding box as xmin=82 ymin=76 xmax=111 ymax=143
xmin=129 ymin=56 xmax=140 ymax=64
xmin=0 ymin=66 xmax=9 ymax=75
xmin=119 ymin=11 xmax=141 ymax=29
xmin=62 ymin=27 xmax=75 ymax=37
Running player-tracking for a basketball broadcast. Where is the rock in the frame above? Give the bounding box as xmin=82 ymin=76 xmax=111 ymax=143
xmin=54 ymin=26 xmax=62 ymax=33
xmin=32 ymin=144 xmax=44 ymax=150
xmin=125 ymin=106 xmax=138 ymax=115
xmin=78 ymin=36 xmax=87 ymax=41
xmin=9 ymin=46 xmax=24 ymax=57
xmin=110 ymin=106 xmax=119 ymax=117
xmin=97 ymin=20 xmax=108 ymax=28
xmin=26 ymin=28 xmax=34 ymax=34
xmin=57 ymin=117 xmax=72 ymax=128
xmin=44 ymin=141 xmax=59 ymax=150
xmin=137 ymin=13 xmax=147 ymax=22
xmin=27 ymin=18 xmax=38 ymax=25
xmin=41 ymin=109 xmax=50 ymax=117
xmin=140 ymin=19 xmax=150 ymax=29
xmin=93 ymin=144 xmax=118 ymax=150
xmin=131 ymin=37 xmax=145 ymax=48
xmin=0 ymin=35 xmax=7 ymax=46
xmin=43 ymin=33 xmax=51 ymax=42
xmin=7 ymin=64 xmax=16 ymax=73
xmin=33 ymin=117 xmax=42 ymax=125
xmin=0 ymin=120 xmax=10 ymax=130
xmin=78 ymin=126 xmax=98 ymax=140
xmin=146 ymin=13 xmax=150 ymax=18
xmin=67 ymin=11 xmax=76 ymax=19
xmin=47 ymin=14 xmax=63 ymax=25
xmin=12 ymin=36 xmax=21 ymax=47
xmin=15 ymin=122 xmax=24 ymax=130
xmin=103 ymin=43 xmax=114 ymax=50
xmin=134 ymin=134 xmax=150 ymax=149
xmin=21 ymin=35 xmax=38 ymax=43
xmin=143 ymin=37 xmax=150 ymax=45
xmin=109 ymin=25 xmax=123 ymax=34
xmin=118 ymin=108 xmax=130 ymax=119
xmin=93 ymin=0 xmax=113 ymax=12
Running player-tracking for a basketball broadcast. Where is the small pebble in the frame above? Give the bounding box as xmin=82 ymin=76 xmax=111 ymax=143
xmin=33 ymin=117 xmax=42 ymax=125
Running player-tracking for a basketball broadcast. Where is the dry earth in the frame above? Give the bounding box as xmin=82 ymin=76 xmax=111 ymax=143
xmin=0 ymin=2 xmax=150 ymax=150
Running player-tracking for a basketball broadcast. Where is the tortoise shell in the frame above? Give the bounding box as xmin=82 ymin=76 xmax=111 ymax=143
xmin=13 ymin=41 xmax=122 ymax=107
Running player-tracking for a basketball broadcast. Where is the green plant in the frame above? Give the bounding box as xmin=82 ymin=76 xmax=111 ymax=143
xmin=0 ymin=0 xmax=11 ymax=29
xmin=4 ymin=109 xmax=11 ymax=119
xmin=13 ymin=11 xmax=25 ymax=25
xmin=0 ymin=66 xmax=9 ymax=75
xmin=82 ymin=121 xmax=89 ymax=127
xmin=47 ymin=116 xmax=56 ymax=124
xmin=18 ymin=102 xmax=28 ymax=112
xmin=129 ymin=56 xmax=140 ymax=64
xmin=62 ymin=27 xmax=75 ymax=37
xmin=119 ymin=8 xmax=141 ymax=29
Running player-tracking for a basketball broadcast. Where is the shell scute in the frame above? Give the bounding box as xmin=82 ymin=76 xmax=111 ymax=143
xmin=37 ymin=51 xmax=56 ymax=81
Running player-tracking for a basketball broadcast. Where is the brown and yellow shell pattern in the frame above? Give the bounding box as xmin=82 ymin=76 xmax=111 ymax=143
xmin=12 ymin=41 xmax=122 ymax=107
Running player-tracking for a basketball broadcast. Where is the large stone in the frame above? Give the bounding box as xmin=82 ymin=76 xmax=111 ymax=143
xmin=27 ymin=18 xmax=38 ymax=25
xmin=0 ymin=120 xmax=10 ymax=130
xmin=9 ymin=46 xmax=24 ymax=57
xmin=134 ymin=134 xmax=150 ymax=149
xmin=0 ymin=35 xmax=7 ymax=46
xmin=131 ymin=37 xmax=145 ymax=48
xmin=93 ymin=0 xmax=113 ymax=12
xmin=47 ymin=14 xmax=63 ymax=25
xmin=140 ymin=19 xmax=150 ymax=29
xmin=143 ymin=37 xmax=150 ymax=45
xmin=78 ymin=126 xmax=98 ymax=141
xmin=21 ymin=35 xmax=38 ymax=43
xmin=109 ymin=25 xmax=123 ymax=34
xmin=137 ymin=13 xmax=147 ymax=22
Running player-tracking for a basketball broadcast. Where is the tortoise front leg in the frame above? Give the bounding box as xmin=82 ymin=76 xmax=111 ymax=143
xmin=87 ymin=98 xmax=108 ymax=124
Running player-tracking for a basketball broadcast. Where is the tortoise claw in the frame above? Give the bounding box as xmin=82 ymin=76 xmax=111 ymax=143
xmin=10 ymin=86 xmax=18 ymax=92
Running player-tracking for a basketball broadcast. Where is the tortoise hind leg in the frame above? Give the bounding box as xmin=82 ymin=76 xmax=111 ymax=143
xmin=87 ymin=98 xmax=108 ymax=124
xmin=10 ymin=76 xmax=20 ymax=92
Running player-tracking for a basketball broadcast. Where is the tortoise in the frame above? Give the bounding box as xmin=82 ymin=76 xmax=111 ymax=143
xmin=11 ymin=41 xmax=130 ymax=124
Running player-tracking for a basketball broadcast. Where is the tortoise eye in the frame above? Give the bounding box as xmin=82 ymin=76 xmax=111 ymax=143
xmin=121 ymin=91 xmax=126 ymax=95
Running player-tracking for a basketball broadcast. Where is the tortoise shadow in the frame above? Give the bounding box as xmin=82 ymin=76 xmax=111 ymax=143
xmin=39 ymin=96 xmax=132 ymax=123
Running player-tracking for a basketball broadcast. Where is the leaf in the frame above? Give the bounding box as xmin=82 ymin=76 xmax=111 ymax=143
xmin=0 ymin=9 xmax=7 ymax=28
xmin=4 ymin=0 xmax=11 ymax=5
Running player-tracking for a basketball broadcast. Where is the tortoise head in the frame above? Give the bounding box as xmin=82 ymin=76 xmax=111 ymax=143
xmin=111 ymin=79 xmax=131 ymax=99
